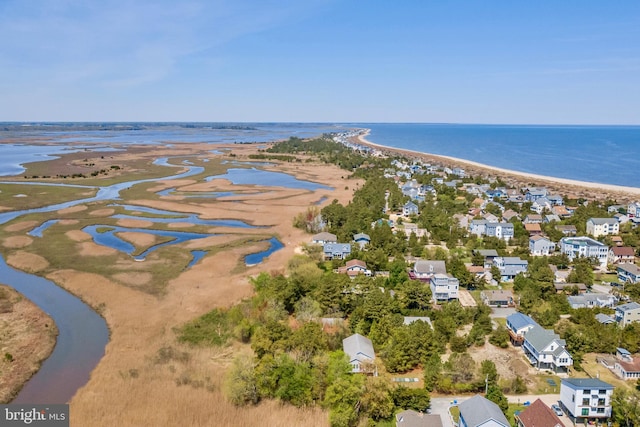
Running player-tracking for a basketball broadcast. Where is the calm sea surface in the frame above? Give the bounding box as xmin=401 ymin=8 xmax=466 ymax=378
xmin=355 ymin=123 xmax=640 ymax=189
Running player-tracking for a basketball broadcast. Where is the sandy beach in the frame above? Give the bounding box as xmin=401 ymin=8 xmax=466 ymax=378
xmin=356 ymin=129 xmax=640 ymax=201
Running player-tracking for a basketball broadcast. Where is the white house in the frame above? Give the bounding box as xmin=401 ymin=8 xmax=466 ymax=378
xmin=529 ymin=235 xmax=555 ymax=256
xmin=342 ymin=333 xmax=375 ymax=374
xmin=567 ymin=293 xmax=617 ymax=309
xmin=559 ymin=236 xmax=609 ymax=269
xmin=506 ymin=312 xmax=537 ymax=346
xmin=493 ymin=257 xmax=528 ymax=281
xmin=615 ymin=302 xmax=640 ymax=327
xmin=617 ymin=263 xmax=640 ymax=284
xmin=559 ymin=378 xmax=613 ymax=424
xmin=586 ymin=218 xmax=619 ymax=238
xmin=411 ymin=260 xmax=447 ymax=281
xmin=522 ymin=325 xmax=573 ymax=372
xmin=430 ymin=273 xmax=459 ymax=302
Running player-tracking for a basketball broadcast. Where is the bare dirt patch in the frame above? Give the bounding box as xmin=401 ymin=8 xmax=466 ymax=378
xmin=57 ymin=205 xmax=87 ymax=215
xmin=4 ymin=220 xmax=38 ymax=232
xmin=112 ymin=272 xmax=153 ymax=287
xmin=167 ymin=222 xmax=194 ymax=229
xmin=2 ymin=236 xmax=33 ymax=248
xmin=78 ymin=242 xmax=118 ymax=257
xmin=58 ymin=219 xmax=79 ymax=226
xmin=0 ymin=285 xmax=57 ymax=403
xmin=66 ymin=230 xmax=92 ymax=242
xmin=117 ymin=231 xmax=156 ymax=248
xmin=116 ymin=218 xmax=153 ymax=228
xmin=6 ymin=251 xmax=49 ymax=273
xmin=90 ymin=208 xmax=116 ymax=217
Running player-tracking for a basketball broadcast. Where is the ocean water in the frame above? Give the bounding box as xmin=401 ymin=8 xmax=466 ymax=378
xmin=355 ymin=123 xmax=640 ymax=189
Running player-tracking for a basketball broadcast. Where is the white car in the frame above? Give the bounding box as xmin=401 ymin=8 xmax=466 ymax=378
xmin=551 ymin=404 xmax=563 ymax=416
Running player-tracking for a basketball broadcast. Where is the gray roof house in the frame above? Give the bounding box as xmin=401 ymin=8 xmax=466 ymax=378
xmin=567 ymin=293 xmax=617 ymax=309
xmin=529 ymin=235 xmax=555 ymax=256
xmin=353 ymin=233 xmax=371 ymax=249
xmin=493 ymin=257 xmax=528 ymax=281
xmin=312 ymin=231 xmax=337 ymax=244
xmin=506 ymin=312 xmax=538 ymax=345
xmin=617 ymin=263 xmax=640 ymax=284
xmin=395 ymin=410 xmax=443 ymax=427
xmin=411 ymin=260 xmax=447 ymax=281
xmin=615 ymin=302 xmax=640 ymax=327
xmin=343 ymin=333 xmax=375 ymax=374
xmin=323 ymin=243 xmax=351 ymax=260
xmin=403 ymin=201 xmax=419 ymax=217
xmin=522 ymin=325 xmax=573 ymax=372
xmin=458 ymin=394 xmax=509 ymax=427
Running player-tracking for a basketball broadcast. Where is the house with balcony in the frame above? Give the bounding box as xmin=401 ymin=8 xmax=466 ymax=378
xmin=559 ymin=378 xmax=613 ymax=424
xmin=312 ymin=232 xmax=337 ymax=245
xmin=493 ymin=257 xmax=528 ymax=281
xmin=567 ymin=293 xmax=617 ymax=309
xmin=353 ymin=233 xmax=370 ymax=249
xmin=410 ymin=260 xmax=447 ymax=282
xmin=337 ymin=259 xmax=371 ymax=278
xmin=522 ymin=325 xmax=572 ymax=372
xmin=481 ymin=290 xmax=515 ymax=307
xmin=559 ymin=236 xmax=609 ymax=269
xmin=469 ymin=221 xmax=514 ymax=242
xmin=586 ymin=218 xmax=619 ymax=238
xmin=613 ymin=348 xmax=640 ymax=380
xmin=529 ymin=235 xmax=555 ymax=256
xmin=526 ymin=187 xmax=548 ymax=202
xmin=430 ymin=273 xmax=459 ymax=302
xmin=615 ymin=302 xmax=640 ymax=327
xmin=506 ymin=312 xmax=537 ymax=346
xmin=617 ymin=263 xmax=640 ymax=284
xmin=323 ymin=243 xmax=351 ymax=260
xmin=608 ymin=246 xmax=636 ymax=265
xmin=555 ymin=224 xmax=577 ymax=236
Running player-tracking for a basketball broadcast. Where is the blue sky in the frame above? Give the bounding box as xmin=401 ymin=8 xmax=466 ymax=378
xmin=1 ymin=1 xmax=639 ymax=124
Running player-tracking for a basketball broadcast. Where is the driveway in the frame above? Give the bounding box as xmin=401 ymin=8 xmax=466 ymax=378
xmin=430 ymin=396 xmax=470 ymax=427
xmin=490 ymin=307 xmax=516 ymax=318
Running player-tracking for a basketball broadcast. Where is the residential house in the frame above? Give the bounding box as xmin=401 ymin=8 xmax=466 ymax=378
xmin=483 ymin=212 xmax=500 ymax=223
xmin=608 ymin=247 xmax=636 ymax=265
xmin=493 ymin=257 xmax=528 ymax=281
xmin=343 ymin=333 xmax=375 ymax=374
xmin=544 ymin=214 xmax=561 ymax=223
xmin=559 ymin=236 xmax=609 ymax=269
xmin=430 ymin=274 xmax=459 ymax=302
xmin=337 ymin=259 xmax=371 ymax=278
xmin=531 ymin=197 xmax=553 ymax=214
xmin=458 ymin=394 xmax=509 ymax=427
xmin=526 ymin=187 xmax=548 ymax=202
xmin=567 ymin=293 xmax=617 ymax=309
xmin=522 ymin=325 xmax=573 ymax=372
xmin=628 ymin=202 xmax=640 ymax=218
xmin=610 ymin=235 xmax=624 ymax=246
xmin=524 ymin=214 xmax=543 ymax=224
xmin=617 ymin=263 xmax=640 ymax=284
xmin=485 ymin=222 xmax=514 ymax=241
xmin=608 ymin=205 xmax=626 ymax=214
xmin=481 ymin=290 xmax=515 ymax=307
xmin=615 ymin=302 xmax=640 ymax=326
xmin=403 ymin=317 xmax=433 ymax=328
xmin=474 ymin=249 xmax=500 ymax=269
xmin=395 ymin=410 xmax=443 ymax=427
xmin=515 ymin=398 xmax=566 ymax=427
xmin=312 ymin=232 xmax=337 ymax=245
xmin=614 ymin=213 xmax=630 ymax=224
xmin=530 ymin=235 xmax=555 ymax=256
xmin=552 ymin=205 xmax=572 ymax=219
xmin=398 ymin=223 xmax=428 ymax=238
xmin=613 ymin=348 xmax=640 ymax=380
xmin=595 ymin=313 xmax=615 ymax=325
xmin=586 ymin=218 xmax=619 ymax=238
xmin=411 ymin=260 xmax=447 ymax=282
xmin=453 ymin=213 xmax=470 ymax=229
xmin=547 ymin=194 xmax=564 ymax=205
xmin=524 ymin=223 xmax=543 ymax=236
xmin=554 ymin=283 xmax=587 ymax=294
xmin=323 ymin=243 xmax=351 ymax=260
xmin=502 ymin=209 xmax=519 ymax=222
xmin=559 ymin=378 xmax=613 ymax=424
xmin=403 ymin=201 xmax=419 ymax=217
xmin=469 ymin=219 xmax=488 ymax=237
xmin=353 ymin=233 xmax=371 ymax=249
xmin=555 ymin=224 xmax=577 ymax=236
xmin=506 ymin=312 xmax=537 ymax=346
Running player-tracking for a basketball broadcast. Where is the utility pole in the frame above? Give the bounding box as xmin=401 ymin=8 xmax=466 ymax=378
xmin=485 ymin=374 xmax=489 ymax=395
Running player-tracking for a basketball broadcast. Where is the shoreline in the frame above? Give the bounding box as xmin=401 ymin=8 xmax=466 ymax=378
xmin=356 ymin=129 xmax=640 ymax=200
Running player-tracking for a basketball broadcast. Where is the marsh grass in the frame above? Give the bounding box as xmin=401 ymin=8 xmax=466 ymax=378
xmin=0 ymin=183 xmax=98 ymax=210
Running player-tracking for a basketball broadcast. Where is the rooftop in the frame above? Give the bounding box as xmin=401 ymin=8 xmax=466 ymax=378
xmin=561 ymin=378 xmax=613 ymax=389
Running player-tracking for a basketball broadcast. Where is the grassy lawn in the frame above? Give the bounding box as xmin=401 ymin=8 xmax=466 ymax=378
xmin=531 ymin=373 xmax=562 ymax=394
xmin=450 ymin=405 xmax=460 ymax=424
xmin=580 ymin=353 xmax=632 ymax=391
xmin=506 ymin=403 xmax=527 ymax=425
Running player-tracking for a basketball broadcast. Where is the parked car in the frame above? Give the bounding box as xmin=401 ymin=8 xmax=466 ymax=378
xmin=551 ymin=404 xmax=563 ymax=416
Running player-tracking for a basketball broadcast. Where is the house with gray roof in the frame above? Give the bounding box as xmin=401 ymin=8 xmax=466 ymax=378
xmin=403 ymin=317 xmax=433 ymax=328
xmin=617 ymin=263 xmax=640 ymax=284
xmin=559 ymin=236 xmax=609 ymax=269
xmin=559 ymin=378 xmax=613 ymax=424
xmin=567 ymin=293 xmax=617 ymax=309
xmin=493 ymin=257 xmax=528 ymax=281
xmin=586 ymin=217 xmax=619 ymax=238
xmin=458 ymin=394 xmax=509 ymax=427
xmin=396 ymin=410 xmax=442 ymax=427
xmin=430 ymin=273 xmax=459 ymax=302
xmin=506 ymin=312 xmax=537 ymax=345
xmin=529 ymin=235 xmax=555 ymax=256
xmin=522 ymin=325 xmax=572 ymax=372
xmin=411 ymin=260 xmax=447 ymax=282
xmin=312 ymin=231 xmax=337 ymax=244
xmin=403 ymin=201 xmax=419 ymax=217
xmin=323 ymin=243 xmax=351 ymax=260
xmin=353 ymin=233 xmax=370 ymax=249
xmin=342 ymin=333 xmax=375 ymax=374
xmin=615 ymin=302 xmax=640 ymax=327
xmin=595 ymin=313 xmax=615 ymax=324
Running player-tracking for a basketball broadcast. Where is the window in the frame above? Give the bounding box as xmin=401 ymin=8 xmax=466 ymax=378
xmin=582 ymin=398 xmax=590 ymax=406
xmin=597 ymin=408 xmax=605 ymax=414
xmin=582 ymin=408 xmax=589 ymax=416
xmin=599 ymin=389 xmax=607 ymax=394
xmin=598 ymin=399 xmax=606 ymax=406
xmin=583 ymin=389 xmax=591 ymax=394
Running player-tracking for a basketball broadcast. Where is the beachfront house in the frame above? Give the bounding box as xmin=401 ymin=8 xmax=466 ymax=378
xmin=559 ymin=236 xmax=609 ymax=269
xmin=559 ymin=378 xmax=613 ymax=424
xmin=586 ymin=218 xmax=619 ymax=238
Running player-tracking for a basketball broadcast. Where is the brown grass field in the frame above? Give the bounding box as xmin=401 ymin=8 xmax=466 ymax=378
xmin=0 ymin=142 xmax=361 ymax=426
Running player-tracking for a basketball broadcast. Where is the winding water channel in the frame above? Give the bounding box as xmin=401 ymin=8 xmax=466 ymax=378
xmin=0 ymin=157 xmax=298 ymax=403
